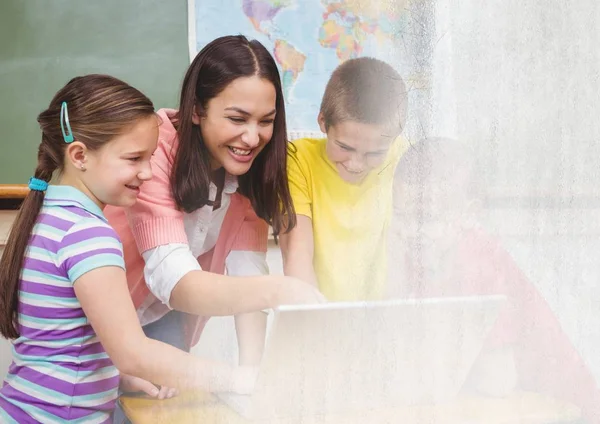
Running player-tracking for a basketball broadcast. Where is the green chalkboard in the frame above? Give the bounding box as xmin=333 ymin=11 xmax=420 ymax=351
xmin=0 ymin=0 xmax=189 ymax=183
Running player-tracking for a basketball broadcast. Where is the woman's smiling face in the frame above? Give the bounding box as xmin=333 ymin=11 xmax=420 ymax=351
xmin=196 ymin=75 xmax=277 ymax=174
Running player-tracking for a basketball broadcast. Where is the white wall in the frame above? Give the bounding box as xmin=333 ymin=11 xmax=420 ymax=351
xmin=434 ymin=0 xmax=600 ymax=199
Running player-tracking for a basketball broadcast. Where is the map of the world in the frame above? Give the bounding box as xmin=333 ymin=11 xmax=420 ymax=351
xmin=189 ymin=0 xmax=426 ymax=134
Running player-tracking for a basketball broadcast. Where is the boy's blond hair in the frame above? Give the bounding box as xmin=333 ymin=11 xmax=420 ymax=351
xmin=319 ymin=57 xmax=407 ymax=135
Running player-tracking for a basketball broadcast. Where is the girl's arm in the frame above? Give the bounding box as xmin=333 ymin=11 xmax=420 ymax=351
xmin=234 ymin=310 xmax=266 ymax=366
xmin=279 ymin=214 xmax=319 ymax=287
xmin=75 ymin=265 xmax=255 ymax=393
xmin=226 ymin=251 xmax=270 ymax=366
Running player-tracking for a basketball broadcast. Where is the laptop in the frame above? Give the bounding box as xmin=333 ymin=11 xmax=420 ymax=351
xmin=218 ymin=295 xmax=505 ymax=420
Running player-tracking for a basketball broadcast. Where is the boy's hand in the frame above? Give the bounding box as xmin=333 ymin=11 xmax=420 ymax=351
xmin=120 ymin=374 xmax=178 ymax=400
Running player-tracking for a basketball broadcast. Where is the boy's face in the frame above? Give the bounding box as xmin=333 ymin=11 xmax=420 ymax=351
xmin=319 ymin=116 xmax=394 ymax=184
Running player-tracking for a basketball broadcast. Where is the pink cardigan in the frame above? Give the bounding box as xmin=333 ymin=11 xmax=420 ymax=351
xmin=104 ymin=109 xmax=268 ymax=348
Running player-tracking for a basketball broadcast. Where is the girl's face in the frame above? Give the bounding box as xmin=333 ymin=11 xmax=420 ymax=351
xmin=392 ymin=180 xmax=466 ymax=250
xmin=77 ymin=115 xmax=158 ymax=208
xmin=196 ymin=76 xmax=277 ymax=175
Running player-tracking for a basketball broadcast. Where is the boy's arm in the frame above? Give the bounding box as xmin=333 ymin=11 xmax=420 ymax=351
xmin=283 ymin=142 xmax=319 ymax=288
xmin=279 ymin=214 xmax=319 ymax=287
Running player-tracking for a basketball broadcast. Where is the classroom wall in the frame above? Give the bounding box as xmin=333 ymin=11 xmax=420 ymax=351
xmin=0 ymin=0 xmax=189 ymax=184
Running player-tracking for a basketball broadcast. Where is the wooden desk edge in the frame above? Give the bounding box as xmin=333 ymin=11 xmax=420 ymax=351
xmin=0 ymin=184 xmax=28 ymax=199
xmin=119 ymin=390 xmax=583 ymax=424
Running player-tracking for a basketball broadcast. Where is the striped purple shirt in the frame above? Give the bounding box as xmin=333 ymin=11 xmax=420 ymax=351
xmin=0 ymin=186 xmax=125 ymax=424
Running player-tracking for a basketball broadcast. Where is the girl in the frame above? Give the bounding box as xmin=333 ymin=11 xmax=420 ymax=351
xmin=389 ymin=137 xmax=600 ymax=423
xmin=104 ymin=35 xmax=323 ymax=370
xmin=0 ymin=75 xmax=260 ymax=424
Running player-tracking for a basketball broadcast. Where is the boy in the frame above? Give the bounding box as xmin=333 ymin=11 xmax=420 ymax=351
xmin=280 ymin=57 xmax=408 ymax=301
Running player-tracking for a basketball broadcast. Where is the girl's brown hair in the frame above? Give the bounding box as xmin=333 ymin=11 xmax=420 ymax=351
xmin=0 ymin=74 xmax=155 ymax=339
xmin=172 ymin=35 xmax=296 ymax=237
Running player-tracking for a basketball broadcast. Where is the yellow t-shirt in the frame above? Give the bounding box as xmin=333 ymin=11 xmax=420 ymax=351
xmin=287 ymin=137 xmax=406 ymax=301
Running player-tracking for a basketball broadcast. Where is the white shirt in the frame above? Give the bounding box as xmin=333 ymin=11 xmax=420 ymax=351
xmin=137 ymin=173 xmax=269 ymax=325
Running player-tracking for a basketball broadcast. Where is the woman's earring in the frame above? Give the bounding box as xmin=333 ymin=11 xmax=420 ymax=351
xmin=80 ymin=164 xmax=86 ymax=171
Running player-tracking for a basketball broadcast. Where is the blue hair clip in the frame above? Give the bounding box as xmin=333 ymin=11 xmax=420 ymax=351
xmin=28 ymin=177 xmax=48 ymax=192
xmin=60 ymin=101 xmax=74 ymax=143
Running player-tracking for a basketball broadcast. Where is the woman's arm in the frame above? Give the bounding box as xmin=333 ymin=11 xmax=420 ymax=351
xmin=75 ymin=266 xmax=255 ymax=393
xmin=168 ymin=268 xmax=323 ymax=316
xmin=141 ymin=242 xmax=323 ymax=319
xmin=279 ymin=214 xmax=319 ymax=287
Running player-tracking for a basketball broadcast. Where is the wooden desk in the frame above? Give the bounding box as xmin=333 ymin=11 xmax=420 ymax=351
xmin=120 ymin=390 xmax=581 ymax=424
xmin=0 ymin=184 xmax=28 ymax=199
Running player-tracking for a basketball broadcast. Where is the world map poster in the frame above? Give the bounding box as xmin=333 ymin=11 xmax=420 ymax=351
xmin=189 ymin=0 xmax=434 ymax=136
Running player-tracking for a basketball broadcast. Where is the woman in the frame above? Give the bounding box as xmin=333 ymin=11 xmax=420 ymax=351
xmin=104 ymin=35 xmax=322 ymax=404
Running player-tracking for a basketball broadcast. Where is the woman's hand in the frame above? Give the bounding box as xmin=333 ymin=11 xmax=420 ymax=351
xmin=274 ymin=276 xmax=327 ymax=306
